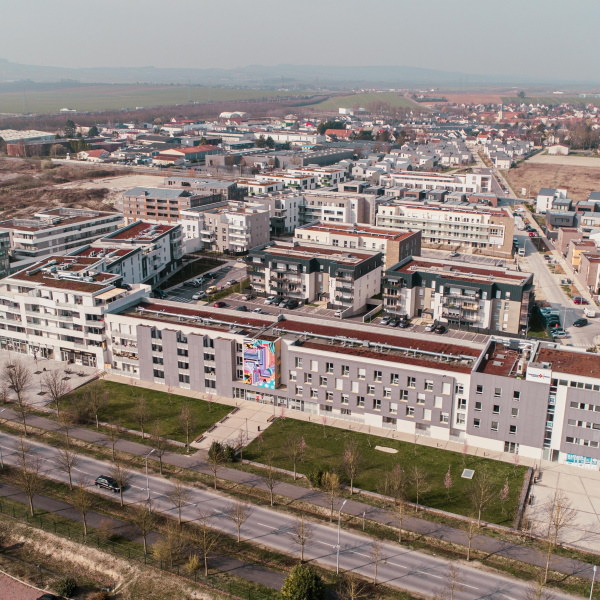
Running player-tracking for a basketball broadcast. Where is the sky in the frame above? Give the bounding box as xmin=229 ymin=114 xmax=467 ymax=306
xmin=1 ymin=0 xmax=599 ymax=82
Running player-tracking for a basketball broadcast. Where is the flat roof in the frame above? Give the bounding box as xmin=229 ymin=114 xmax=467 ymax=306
xmin=477 ymin=341 xmax=520 ymax=377
xmin=297 ymin=222 xmax=418 ymax=241
xmin=105 ymin=222 xmax=176 ymax=242
xmin=262 ymin=243 xmax=376 ymax=265
xmin=536 ymin=347 xmax=600 ymax=378
xmin=0 ymin=209 xmax=118 ymax=233
xmin=382 ymin=202 xmax=510 ymax=217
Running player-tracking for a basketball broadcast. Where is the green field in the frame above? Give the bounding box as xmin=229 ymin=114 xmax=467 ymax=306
xmin=309 ymin=91 xmax=420 ymax=111
xmin=502 ymin=96 xmax=600 ymax=107
xmin=64 ymin=380 xmax=231 ymax=443
xmin=0 ymin=83 xmax=307 ymax=114
xmin=246 ymin=419 xmax=526 ymax=525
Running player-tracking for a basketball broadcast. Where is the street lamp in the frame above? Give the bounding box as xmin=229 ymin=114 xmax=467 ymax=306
xmin=336 ymin=499 xmax=348 ymax=574
xmin=590 ymin=565 xmax=597 ymax=600
xmin=145 ymin=448 xmax=156 ymax=500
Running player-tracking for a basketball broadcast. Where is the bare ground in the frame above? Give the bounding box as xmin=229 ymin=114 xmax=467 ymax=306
xmin=505 ymin=162 xmax=600 ymax=201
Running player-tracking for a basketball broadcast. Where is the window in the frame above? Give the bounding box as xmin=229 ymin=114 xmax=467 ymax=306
xmin=341 ymin=365 xmax=350 ymax=376
xmin=494 ymin=387 xmax=502 ymax=398
xmin=311 ymin=360 xmax=319 ymax=372
xmin=407 ymin=376 xmax=416 ymax=388
xmin=295 ymin=385 xmax=303 ymax=396
xmin=383 ymin=387 xmax=392 ymax=398
xmin=179 ymin=374 xmax=190 ymax=383
xmin=458 ymin=398 xmax=467 ymax=410
xmin=390 ymin=402 xmax=397 ymax=414
xmin=289 ymin=370 xmax=297 ymax=381
xmin=423 ymin=408 xmax=431 ymax=421
xmin=406 ymin=406 xmax=415 ymax=417
xmin=367 ymin=384 xmax=375 ymax=395
xmin=442 ymin=382 xmax=451 ymax=395
xmin=295 ymin=357 xmax=303 ymax=368
xmin=513 ymin=391 xmax=521 ymax=400
xmin=374 ymin=370 xmax=382 ymax=382
xmin=341 ymin=394 xmax=349 ymax=405
xmin=440 ymin=412 xmax=449 ymax=424
xmin=304 ymin=373 xmax=312 ymax=383
xmin=326 ymin=391 xmax=334 ymax=402
xmin=476 ymin=385 xmax=483 ymax=395
xmin=509 ymin=424 xmax=517 ymax=435
xmin=177 ymin=348 xmax=189 ymax=356
xmin=373 ymin=399 xmax=381 ymax=410
xmin=511 ymin=407 xmax=519 ymax=418
xmin=491 ymin=421 xmax=499 ymax=432
xmin=456 ymin=413 xmax=465 ymax=425
xmin=326 ymin=362 xmax=334 ymax=374
xmin=335 ymin=378 xmax=343 ymax=390
xmin=153 ymin=369 xmax=164 ymax=378
xmin=319 ymin=376 xmax=328 ymax=386
xmin=493 ymin=404 xmax=500 ymax=414
xmin=390 ymin=373 xmax=399 ymax=385
xmin=425 ymin=380 xmax=434 ymax=391
xmin=416 ymin=393 xmax=426 ymax=404
xmin=473 ymin=418 xmax=481 ymax=428
xmin=177 ymin=361 xmax=189 ymax=369
xmin=311 ymin=388 xmax=319 ymax=399
xmin=474 ymin=401 xmax=482 ymax=411
xmin=358 ymin=368 xmax=366 ymax=380
xmin=356 ymin=396 xmax=365 ymax=407
xmin=399 ymin=389 xmax=408 ymax=400
xmin=455 ymin=384 xmax=464 ymax=394
xmin=351 ymin=381 xmax=359 ymax=393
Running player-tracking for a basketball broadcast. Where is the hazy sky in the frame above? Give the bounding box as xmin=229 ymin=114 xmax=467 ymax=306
xmin=1 ymin=0 xmax=599 ymax=81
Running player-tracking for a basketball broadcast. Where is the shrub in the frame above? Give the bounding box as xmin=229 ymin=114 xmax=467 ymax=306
xmin=55 ymin=576 xmax=78 ymax=597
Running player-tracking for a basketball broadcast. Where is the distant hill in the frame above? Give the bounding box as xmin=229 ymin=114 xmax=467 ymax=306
xmin=0 ymin=58 xmax=567 ymax=88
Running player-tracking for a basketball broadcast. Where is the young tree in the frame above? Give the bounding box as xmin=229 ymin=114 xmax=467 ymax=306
xmin=166 ymin=481 xmax=191 ymax=526
xmin=410 ymin=465 xmax=430 ymax=512
xmin=470 ymin=469 xmax=495 ymax=526
xmin=338 ymin=571 xmax=370 ymax=600
xmin=195 ymin=510 xmax=221 ymax=576
xmin=85 ymin=382 xmax=108 ymax=429
xmin=151 ymin=424 xmax=168 ymax=475
xmin=539 ymin=491 xmax=577 ymax=583
xmin=291 ymin=513 xmax=313 ymax=563
xmin=465 ymin=515 xmax=478 ymax=561
xmin=321 ymin=471 xmax=341 ymax=522
xmin=286 ymin=435 xmax=307 ymax=480
xmin=56 ymin=446 xmax=79 ymax=490
xmin=179 ymin=402 xmax=195 ymax=451
xmin=3 ymin=361 xmax=32 ymax=435
xmin=41 ymin=369 xmax=70 ymax=416
xmin=264 ymin=453 xmax=278 ymax=506
xmin=110 ymin=462 xmax=131 ymax=508
xmin=370 ymin=541 xmax=384 ymax=585
xmin=207 ymin=441 xmax=225 ymax=490
xmin=433 ymin=564 xmax=463 ymax=600
xmin=381 ymin=464 xmax=406 ymax=505
xmin=342 ymin=439 xmax=362 ymax=495
xmin=526 ymin=574 xmax=556 ymax=600
xmin=72 ymin=481 xmax=94 ymax=538
xmin=499 ymin=478 xmax=510 ymax=517
xmin=13 ymin=453 xmax=44 ymax=516
xmin=225 ymin=501 xmax=251 ymax=543
xmin=134 ymin=395 xmax=149 ymax=439
xmin=443 ymin=465 xmax=453 ymax=500
xmin=281 ymin=564 xmax=325 ymax=600
xmin=394 ymin=495 xmax=408 ymax=543
xmin=152 ymin=521 xmax=185 ymax=569
xmin=130 ymin=500 xmax=155 ymax=557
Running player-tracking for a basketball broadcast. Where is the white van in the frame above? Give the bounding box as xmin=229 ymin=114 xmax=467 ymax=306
xmin=518 ymin=247 xmax=526 ymax=257
xmin=584 ymin=307 xmax=596 ymax=318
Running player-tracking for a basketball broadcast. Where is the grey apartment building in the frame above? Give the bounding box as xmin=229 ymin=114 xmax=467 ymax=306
xmin=105 ymin=300 xmax=600 ymax=467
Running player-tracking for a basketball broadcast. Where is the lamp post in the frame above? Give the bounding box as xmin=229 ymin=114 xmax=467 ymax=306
xmin=145 ymin=448 xmax=156 ymax=500
xmin=336 ymin=499 xmax=348 ymax=574
xmin=590 ymin=565 xmax=597 ymax=600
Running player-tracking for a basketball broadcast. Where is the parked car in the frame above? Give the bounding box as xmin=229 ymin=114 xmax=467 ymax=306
xmin=434 ymin=325 xmax=447 ymax=334
xmin=95 ymin=475 xmax=121 ymax=493
xmin=584 ymin=307 xmax=596 ymax=318
xmin=241 ymin=292 xmax=256 ymax=301
xmin=573 ymin=297 xmax=589 ymax=305
xmin=280 ymin=299 xmax=299 ymax=309
xmin=236 ymin=305 xmax=248 ymax=312
xmin=192 ymin=291 xmax=207 ymax=300
xmin=236 ymin=257 xmax=246 ymax=263
xmin=381 ymin=315 xmax=391 ymax=325
xmin=252 ymin=308 xmax=264 ymax=314
xmin=449 ymin=251 xmax=460 ymax=257
xmin=227 ymin=279 xmax=238 ymax=286
xmin=551 ymin=329 xmax=568 ymax=338
xmin=397 ymin=319 xmax=411 ymax=328
xmin=573 ymin=318 xmax=588 ymax=327
xmin=154 ymin=289 xmax=167 ymax=299
xmin=389 ymin=318 xmax=399 ymax=327
xmin=206 ymin=285 xmax=218 ymax=294
xmin=528 ymin=232 xmax=536 ymax=237
xmin=213 ymin=301 xmax=226 ymax=308
xmin=424 ymin=321 xmax=438 ymax=332
xmin=265 ymin=295 xmax=279 ymax=305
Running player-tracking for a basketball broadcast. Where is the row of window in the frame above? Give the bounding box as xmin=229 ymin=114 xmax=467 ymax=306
xmin=475 ymin=385 xmax=521 ymax=399
xmin=473 ymin=418 xmax=518 ymax=434
xmin=565 ymin=436 xmax=599 ymax=448
xmin=474 ymin=401 xmax=519 ymax=417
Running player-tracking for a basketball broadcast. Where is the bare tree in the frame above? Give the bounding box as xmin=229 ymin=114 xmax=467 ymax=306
xmin=107 ymin=425 xmax=120 ymax=462
xmin=129 ymin=500 xmax=155 ymax=557
xmin=470 ymin=469 xmax=495 ymax=526
xmin=41 ymin=369 xmax=70 ymax=416
xmin=166 ymin=481 xmax=191 ymax=526
xmin=134 ymin=395 xmax=149 ymax=439
xmin=151 ymin=424 xmax=168 ymax=475
xmin=538 ymin=491 xmax=577 ymax=583
xmin=72 ymin=481 xmax=94 ymax=538
xmin=338 ymin=571 xmax=370 ymax=600
xmin=526 ymin=573 xmax=556 ymax=600
xmin=394 ymin=496 xmax=408 ymax=543
xmin=236 ymin=428 xmax=246 ymax=461
xmin=264 ymin=453 xmax=278 ymax=506
xmin=179 ymin=402 xmax=195 ymax=452
xmin=56 ymin=446 xmax=79 ymax=490
xmin=410 ymin=466 xmax=430 ymax=512
xmin=110 ymin=462 xmax=131 ymax=508
xmin=291 ymin=512 xmax=313 ymax=563
xmin=58 ymin=410 xmax=75 ymax=449
xmin=207 ymin=441 xmax=225 ymax=490
xmin=3 ymin=361 xmax=32 ymax=435
xmin=152 ymin=520 xmax=186 ymax=569
xmin=85 ymin=382 xmax=108 ymax=429
xmin=370 ymin=541 xmax=384 ymax=585
xmin=342 ymin=439 xmax=362 ymax=495
xmin=13 ymin=452 xmax=44 ymax=516
xmin=433 ymin=564 xmax=463 ymax=600
xmin=499 ymin=478 xmax=510 ymax=517
xmin=465 ymin=516 xmax=478 ymax=561
xmin=195 ymin=510 xmax=221 ymax=576
xmin=443 ymin=465 xmax=453 ymax=500
xmin=321 ymin=471 xmax=341 ymax=522
xmin=225 ymin=502 xmax=251 ymax=543
xmin=286 ymin=434 xmax=306 ymax=480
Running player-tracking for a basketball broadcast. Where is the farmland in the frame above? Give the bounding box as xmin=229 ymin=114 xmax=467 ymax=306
xmin=307 ymin=91 xmax=420 ymax=112
xmin=0 ymin=83 xmax=308 ymax=114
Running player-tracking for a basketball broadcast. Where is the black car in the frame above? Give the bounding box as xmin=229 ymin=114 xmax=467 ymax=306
xmin=389 ymin=318 xmax=399 ymax=327
xmin=434 ymin=325 xmax=448 ymax=334
xmin=236 ymin=305 xmax=248 ymax=312
xmin=573 ymin=318 xmax=588 ymax=327
xmin=154 ymin=289 xmax=167 ymax=299
xmin=94 ymin=475 xmax=121 ymax=493
xmin=397 ymin=320 xmax=410 ymax=328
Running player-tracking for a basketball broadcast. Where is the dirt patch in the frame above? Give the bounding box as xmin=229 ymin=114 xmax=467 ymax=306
xmin=525 ymin=154 xmax=600 ymax=168
xmin=505 ymin=162 xmax=600 ymax=201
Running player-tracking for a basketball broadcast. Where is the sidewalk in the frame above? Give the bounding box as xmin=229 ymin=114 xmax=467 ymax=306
xmin=1 ymin=403 xmax=598 ymax=583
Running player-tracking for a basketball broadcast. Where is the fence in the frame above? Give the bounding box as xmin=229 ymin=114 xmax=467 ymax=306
xmin=0 ymin=499 xmax=279 ymax=600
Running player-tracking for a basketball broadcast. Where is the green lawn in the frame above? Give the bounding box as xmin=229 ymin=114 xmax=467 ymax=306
xmin=309 ymin=92 xmax=420 ymax=111
xmin=246 ymin=419 xmax=527 ymax=525
xmin=65 ymin=381 xmax=231 ymax=443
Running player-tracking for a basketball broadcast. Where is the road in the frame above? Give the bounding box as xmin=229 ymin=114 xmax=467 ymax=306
xmin=0 ymin=433 xmax=584 ymax=600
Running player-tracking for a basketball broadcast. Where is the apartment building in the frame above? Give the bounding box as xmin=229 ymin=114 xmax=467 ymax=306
xmin=300 ymin=192 xmax=379 ymax=226
xmin=117 ymin=187 xmax=221 ymax=224
xmin=163 ymin=177 xmax=241 ymax=200
xmin=0 ymin=208 xmax=123 ymax=265
xmin=255 ymin=172 xmax=318 ymax=191
xmin=99 ymin=221 xmax=183 ymax=285
xmin=238 ymin=179 xmax=285 ymax=196
xmin=248 ymin=241 xmax=382 ymax=315
xmin=380 ymin=169 xmax=492 ymax=194
xmin=250 ymin=192 xmax=304 ymax=235
xmin=376 ymin=202 xmax=514 ymax=257
xmin=294 ymin=223 xmax=421 ymax=268
xmin=285 ymin=166 xmax=348 ymax=187
xmin=383 ymin=257 xmax=533 ymax=334
xmin=180 ymin=201 xmax=270 ymax=254
xmin=104 ymin=301 xmax=600 ymax=466
xmin=0 ymin=254 xmax=149 ymax=367
xmin=536 ymin=188 xmax=568 ymax=214
xmin=0 ymin=231 xmax=9 ymax=278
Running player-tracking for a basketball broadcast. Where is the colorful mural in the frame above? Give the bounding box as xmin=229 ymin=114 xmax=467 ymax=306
xmin=243 ymin=339 xmax=277 ymax=389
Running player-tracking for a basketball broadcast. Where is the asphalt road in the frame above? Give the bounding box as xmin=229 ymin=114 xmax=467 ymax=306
xmin=0 ymin=432 xmax=583 ymax=600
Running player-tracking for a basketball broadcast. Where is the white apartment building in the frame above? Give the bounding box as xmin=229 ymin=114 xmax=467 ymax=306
xmin=238 ymin=179 xmax=285 ymax=196
xmin=255 ymin=172 xmax=318 ymax=191
xmin=536 ymin=188 xmax=568 ymax=214
xmin=379 ymin=169 xmax=492 ymax=194
xmin=0 ymin=254 xmax=149 ymax=367
xmin=285 ymin=166 xmax=347 ymax=187
xmin=179 ymin=201 xmax=270 ymax=254
xmin=250 ymin=192 xmax=304 ymax=234
xmin=376 ymin=201 xmax=514 ymax=257
xmin=0 ymin=208 xmax=123 ymax=265
xmin=300 ymin=192 xmax=379 ymax=225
